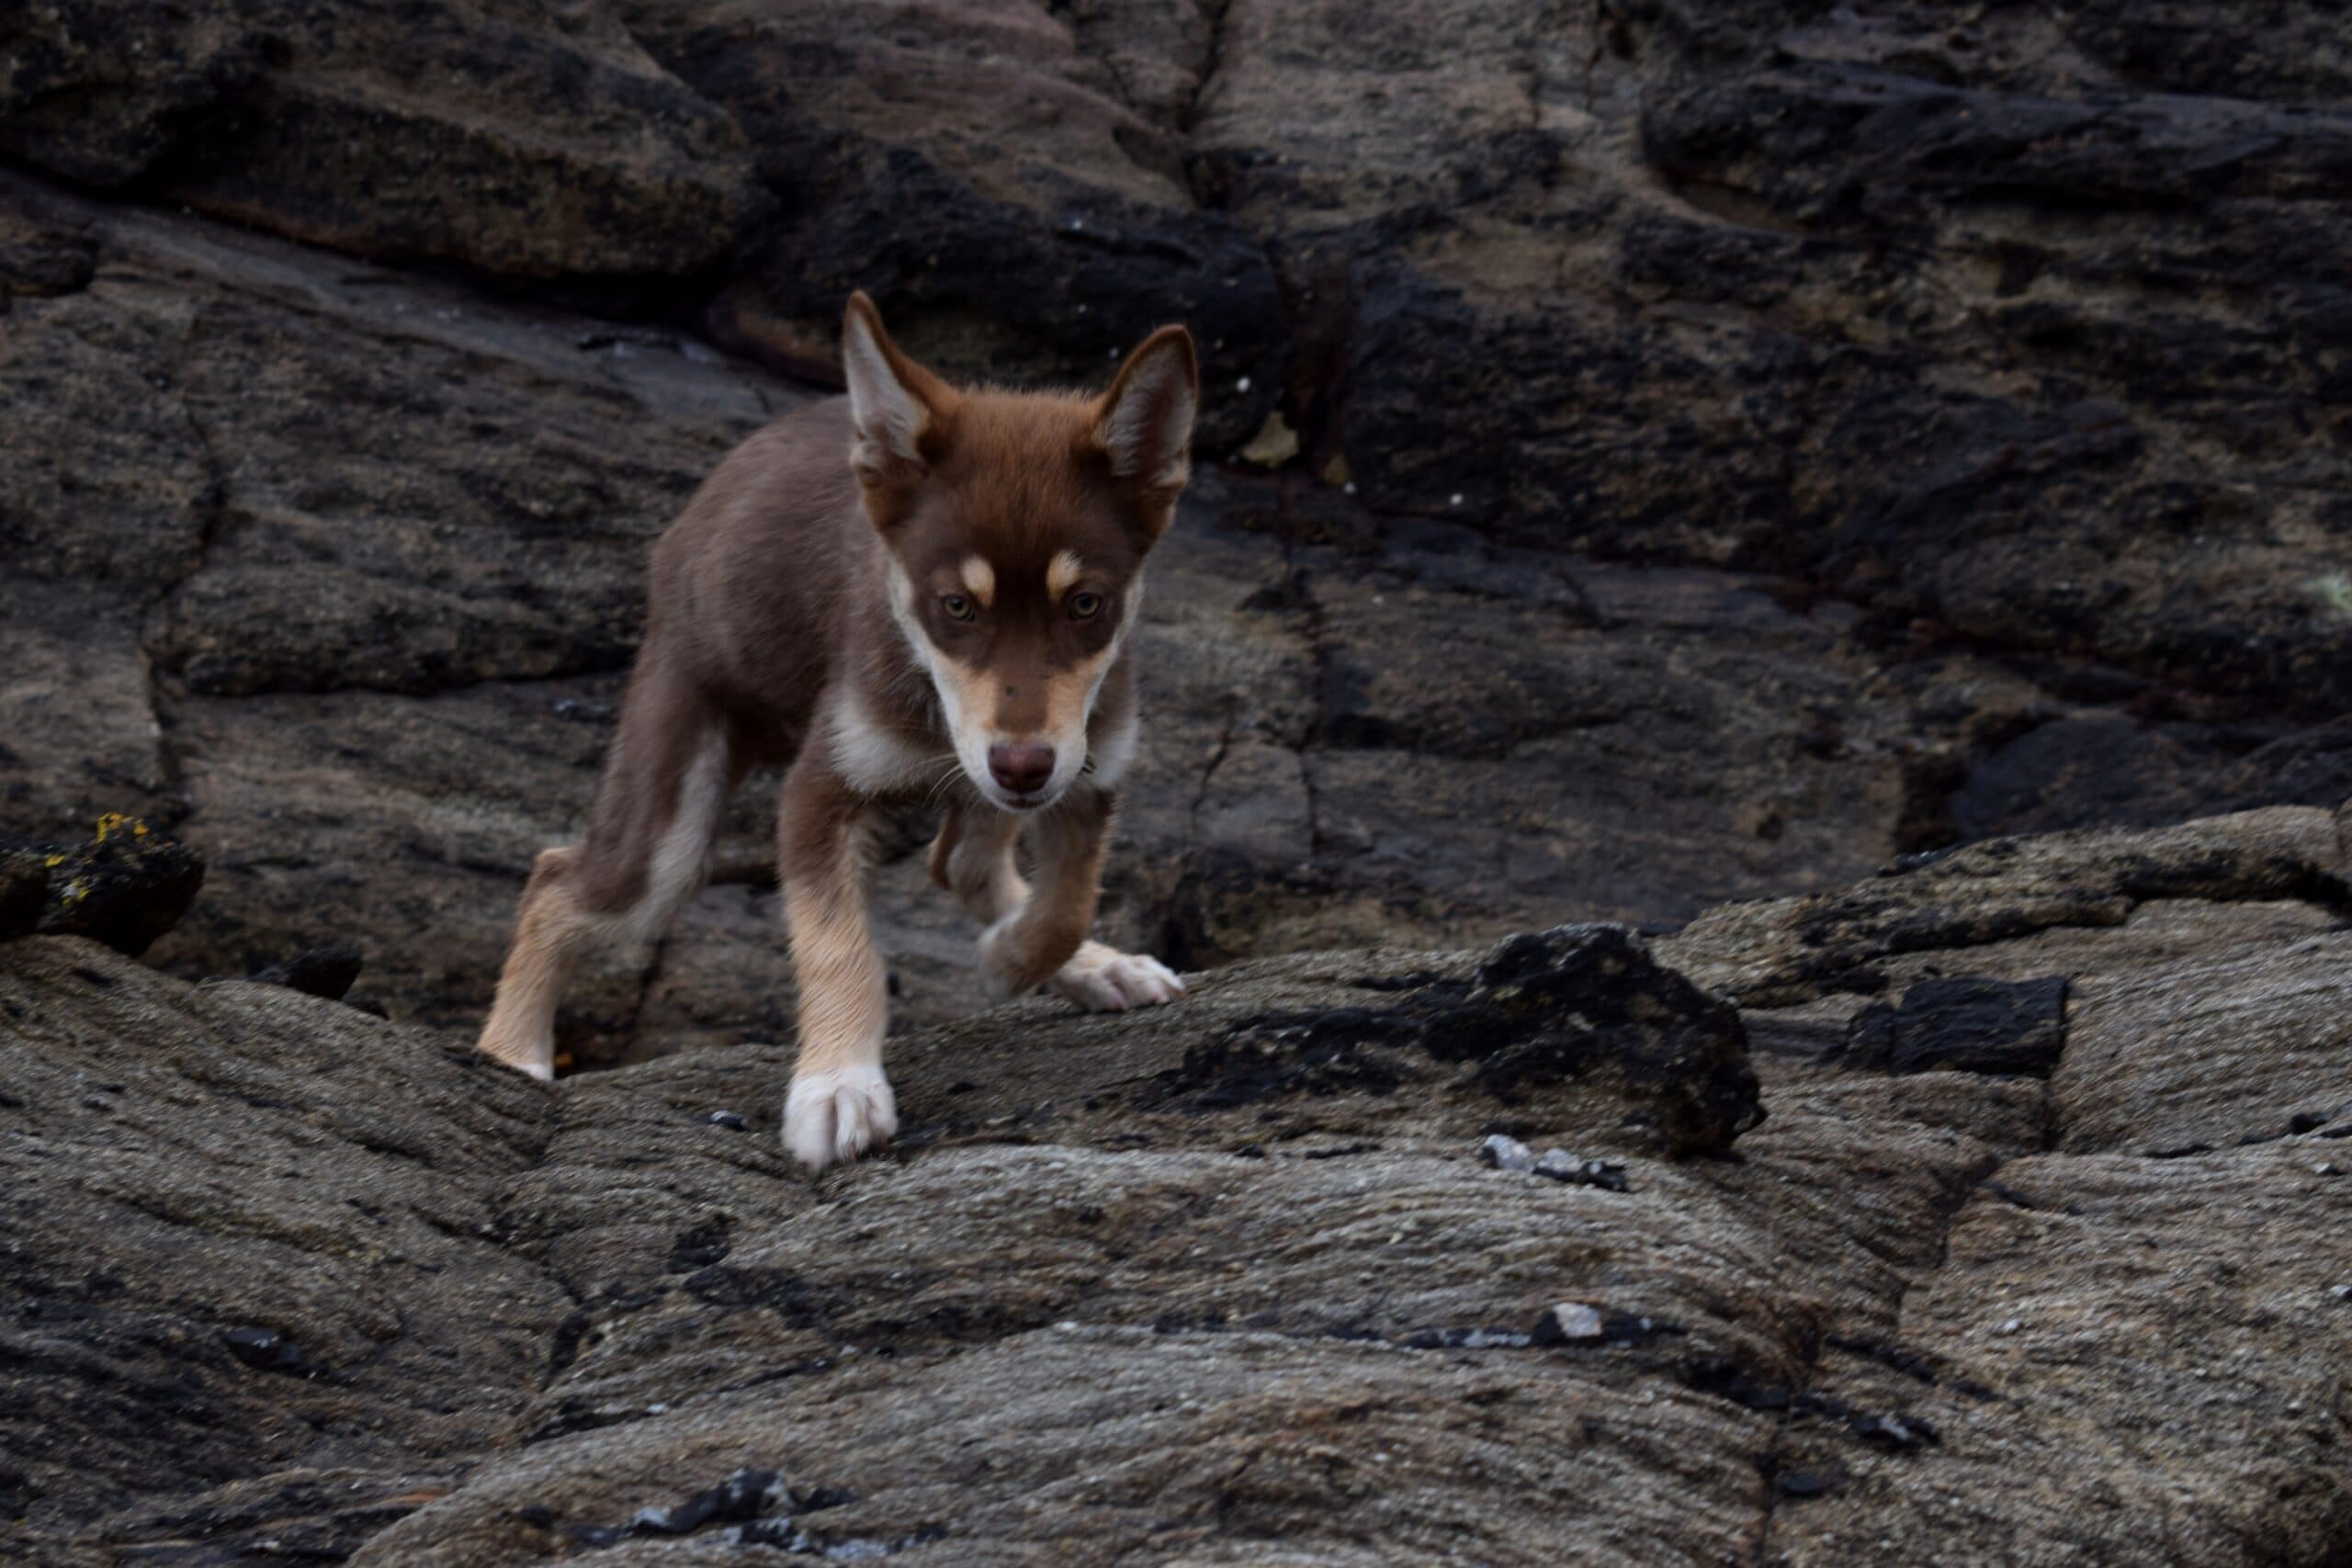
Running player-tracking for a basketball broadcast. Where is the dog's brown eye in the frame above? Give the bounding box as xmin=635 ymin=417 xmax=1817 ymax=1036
xmin=942 ymin=594 xmax=975 ymax=622
xmin=1069 ymin=592 xmax=1102 ymax=621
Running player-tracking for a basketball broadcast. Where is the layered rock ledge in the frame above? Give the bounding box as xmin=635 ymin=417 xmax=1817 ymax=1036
xmin=4 ymin=802 xmax=2347 ymax=1563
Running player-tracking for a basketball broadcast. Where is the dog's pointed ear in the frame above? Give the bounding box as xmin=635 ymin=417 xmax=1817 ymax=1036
xmin=1091 ymin=324 xmax=1197 ymax=538
xmin=842 ymin=291 xmax=954 ymax=487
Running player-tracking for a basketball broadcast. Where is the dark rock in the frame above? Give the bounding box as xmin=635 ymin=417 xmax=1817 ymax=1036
xmin=28 ymin=817 xmax=203 ymax=957
xmin=1151 ymin=926 xmax=1760 ymax=1156
xmin=0 ymin=845 xmax=44 ymax=939
xmin=1837 ymin=976 xmax=2070 ymax=1077
xmin=219 ymin=1326 xmax=319 ymax=1379
xmin=251 ymin=942 xmax=365 ymax=1003
xmin=1777 ymin=1472 xmax=1831 ymax=1500
xmin=1452 ymin=926 xmax=1763 ymax=1155
xmin=703 ymin=1111 xmax=750 ymax=1132
xmin=618 ymin=0 xmax=1286 ymax=449
xmin=1532 ymin=1150 xmax=1632 ymax=1193
xmin=1852 ymin=1412 xmax=1941 ymax=1453
xmin=628 ymin=1468 xmax=779 ymax=1536
xmin=1666 ymin=812 xmax=2351 ymax=1007
xmin=0 ymin=0 xmax=765 ymax=278
xmin=737 ymin=1517 xmax=817 ymax=1551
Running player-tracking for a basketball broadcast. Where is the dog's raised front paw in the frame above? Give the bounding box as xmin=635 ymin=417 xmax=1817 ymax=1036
xmin=783 ymin=1064 xmax=898 ymax=1173
xmin=1052 ymin=945 xmax=1187 ymax=1012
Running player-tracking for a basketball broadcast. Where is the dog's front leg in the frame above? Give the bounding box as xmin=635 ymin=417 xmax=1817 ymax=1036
xmin=971 ymin=789 xmax=1185 ymax=1011
xmin=778 ymin=759 xmax=895 ymax=1173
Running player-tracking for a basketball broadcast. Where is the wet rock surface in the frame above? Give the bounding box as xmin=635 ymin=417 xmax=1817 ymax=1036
xmin=1 ymin=802 xmax=2347 ymax=1562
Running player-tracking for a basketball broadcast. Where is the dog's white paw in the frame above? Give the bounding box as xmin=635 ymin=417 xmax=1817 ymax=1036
xmin=783 ymin=1065 xmax=898 ymax=1174
xmin=476 ymin=1029 xmax=555 ymax=1080
xmin=1052 ymin=947 xmax=1187 ymax=1013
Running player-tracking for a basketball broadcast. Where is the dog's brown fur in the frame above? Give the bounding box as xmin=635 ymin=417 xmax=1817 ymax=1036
xmin=477 ymin=294 xmax=1196 ymax=1170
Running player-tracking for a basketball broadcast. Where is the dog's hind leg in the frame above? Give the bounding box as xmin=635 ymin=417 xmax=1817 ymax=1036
xmin=477 ymin=660 xmax=732 ymax=1078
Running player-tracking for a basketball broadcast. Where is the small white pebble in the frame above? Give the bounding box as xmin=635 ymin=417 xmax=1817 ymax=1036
xmin=1109 ymin=346 xmax=1121 ymax=359
xmin=2290 ymin=1399 xmax=2305 ymax=1412
xmin=1055 ymin=1320 xmax=1080 ymax=1332
xmin=1995 ymin=1317 xmax=2023 ymax=1336
xmin=2315 ymin=1162 xmax=2341 ymax=1176
xmin=1449 ymin=492 xmax=1464 ymax=507
xmin=1342 ymin=481 xmax=1356 ymax=494
xmin=1547 ymin=1303 xmax=1605 ymax=1341
xmin=1236 ymin=375 xmax=1251 ymax=392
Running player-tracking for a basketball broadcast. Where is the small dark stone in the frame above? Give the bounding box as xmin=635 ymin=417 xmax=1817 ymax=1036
xmin=1777 ymin=1472 xmax=1830 ymax=1499
xmin=702 ymin=1111 xmax=749 ymax=1132
xmin=739 ymin=1517 xmax=812 ymax=1550
xmin=1852 ymin=1412 xmax=1941 ymax=1452
xmin=220 ymin=1325 xmax=319 ymax=1378
xmin=1684 ymin=1355 xmax=1791 ymax=1411
xmin=251 ymin=942 xmax=365 ymax=1002
xmin=1532 ymin=1149 xmax=1631 ymax=1191
xmin=628 ymin=1467 xmax=780 ymax=1536
xmin=514 ymin=1506 xmax=556 ymax=1529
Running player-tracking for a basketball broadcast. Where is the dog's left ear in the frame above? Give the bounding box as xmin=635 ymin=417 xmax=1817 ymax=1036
xmin=1091 ymin=325 xmax=1197 ymax=542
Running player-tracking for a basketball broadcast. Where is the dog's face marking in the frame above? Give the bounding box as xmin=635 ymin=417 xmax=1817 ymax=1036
xmin=842 ymin=299 xmax=1196 ymax=813
xmin=957 ymin=555 xmax=996 ymax=609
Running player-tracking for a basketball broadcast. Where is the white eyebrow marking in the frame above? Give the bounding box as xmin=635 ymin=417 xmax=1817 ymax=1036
xmin=959 ymin=555 xmax=996 ymax=607
xmin=1046 ymin=549 xmax=1085 ymax=599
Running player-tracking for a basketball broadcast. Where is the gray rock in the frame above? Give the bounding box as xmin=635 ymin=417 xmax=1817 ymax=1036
xmin=1479 ymin=1134 xmax=1533 ymax=1172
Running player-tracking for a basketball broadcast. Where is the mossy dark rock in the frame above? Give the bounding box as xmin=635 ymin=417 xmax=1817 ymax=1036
xmin=26 ymin=817 xmax=204 ymax=957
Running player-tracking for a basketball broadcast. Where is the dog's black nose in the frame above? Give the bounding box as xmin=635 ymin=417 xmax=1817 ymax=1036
xmin=988 ymin=742 xmax=1055 ymax=796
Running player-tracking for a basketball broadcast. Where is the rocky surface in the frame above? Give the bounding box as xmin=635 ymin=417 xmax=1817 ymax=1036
xmin=6 ymin=1 xmax=2350 ymax=1070
xmin=2 ymin=801 xmax=2347 ymax=1562
xmin=6 ymin=4 xmax=2352 ymax=1558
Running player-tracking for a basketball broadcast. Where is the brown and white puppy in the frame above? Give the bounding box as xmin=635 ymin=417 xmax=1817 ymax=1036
xmin=475 ymin=293 xmax=1195 ymax=1171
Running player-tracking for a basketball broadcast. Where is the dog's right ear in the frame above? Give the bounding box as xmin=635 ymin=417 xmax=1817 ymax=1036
xmin=842 ymin=291 xmax=954 ymax=488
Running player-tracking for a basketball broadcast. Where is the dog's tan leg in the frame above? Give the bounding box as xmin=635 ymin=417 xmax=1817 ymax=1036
xmin=779 ymin=759 xmax=895 ymax=1172
xmin=476 ymin=847 xmax=591 ymax=1078
xmin=932 ymin=797 xmax=1183 ymax=1012
xmin=961 ymin=790 xmax=1186 ymax=1011
xmin=477 ymin=662 xmax=730 ymax=1078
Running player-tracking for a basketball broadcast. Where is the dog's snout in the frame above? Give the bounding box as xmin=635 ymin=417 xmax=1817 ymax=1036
xmin=988 ymin=741 xmax=1056 ymax=797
